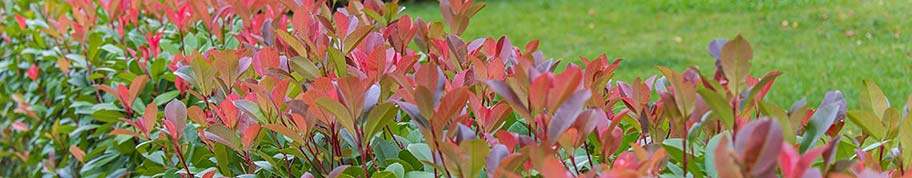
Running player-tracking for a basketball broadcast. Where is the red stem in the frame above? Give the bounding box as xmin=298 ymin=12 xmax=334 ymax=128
xmin=429 ymin=129 xmax=453 ymax=178
xmin=173 ymin=141 xmax=195 ymax=177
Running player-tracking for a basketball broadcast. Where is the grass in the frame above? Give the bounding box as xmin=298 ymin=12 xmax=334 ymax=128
xmin=404 ymin=0 xmax=912 ymax=108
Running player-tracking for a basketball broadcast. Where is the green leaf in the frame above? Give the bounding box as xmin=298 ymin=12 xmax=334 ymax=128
xmin=276 ymin=30 xmax=307 ymax=55
xmin=799 ymin=101 xmax=841 ymax=152
xmin=205 ymin=125 xmax=241 ymax=152
xmin=698 ymin=88 xmax=734 ymax=130
xmin=255 ymin=151 xmax=287 ymax=176
xmin=405 ymin=171 xmax=435 ymax=178
xmin=213 ymin=144 xmax=235 ymax=177
xmin=663 ymin=138 xmax=705 ymax=178
xmin=407 ymin=143 xmax=432 ymax=163
xmin=901 ymin=107 xmax=912 ymax=166
xmin=847 ymin=111 xmax=885 ymax=140
xmin=93 ymin=110 xmax=125 ymax=123
xmin=399 ymin=150 xmax=422 ymax=170
xmin=289 ymin=56 xmax=321 ymax=81
xmin=315 ymin=98 xmax=355 ymax=134
xmin=101 ymin=44 xmax=124 ymax=55
xmin=233 ymin=100 xmax=266 ymax=123
xmin=459 ymin=140 xmax=489 ymax=177
xmin=372 ymin=171 xmax=397 ymax=178
xmin=183 ymin=32 xmax=199 ymax=53
xmin=704 ymin=132 xmax=730 ymax=178
xmin=87 ymin=32 xmax=104 ymax=61
xmin=759 ymin=101 xmax=795 ymax=143
xmin=153 ymin=91 xmax=181 ymax=105
xmin=372 ymin=138 xmax=401 ymax=167
xmin=365 ymin=103 xmax=397 ymax=139
xmin=884 ymin=108 xmax=902 ymax=139
xmin=860 ymin=80 xmax=890 ymax=118
xmin=327 ymin=48 xmax=347 ymax=77
xmin=343 ymin=25 xmax=374 ymax=54
xmin=191 ymin=57 xmax=216 ymax=95
xmin=385 ymin=163 xmax=406 ymax=178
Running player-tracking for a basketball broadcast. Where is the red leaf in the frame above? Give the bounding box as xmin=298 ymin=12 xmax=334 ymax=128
xmin=12 ymin=121 xmax=28 ymax=131
xmin=187 ymin=106 xmax=207 ymax=127
xmin=337 ymin=77 xmax=366 ymax=117
xmin=601 ymin=127 xmax=623 ymax=157
xmin=109 ymin=129 xmax=141 ymax=138
xmin=541 ymin=156 xmax=570 ymax=178
xmin=117 ymin=84 xmax=131 ymax=108
xmin=26 ymin=64 xmax=39 ymax=81
xmin=202 ymin=170 xmax=217 ymax=178
xmin=217 ymin=94 xmax=240 ymax=129
xmin=253 ymin=47 xmax=281 ymax=76
xmin=496 ymin=130 xmax=517 ymax=152
xmin=434 ymin=87 xmax=471 ymax=123
xmin=241 ymin=124 xmax=260 ymax=149
xmin=142 ymin=102 xmax=158 ymax=135
xmin=69 ymin=146 xmax=85 ymax=162
xmin=163 ymin=120 xmax=181 ymax=141
xmin=15 ymin=14 xmax=27 ymax=30
xmin=549 ymin=65 xmax=583 ymax=110
xmin=714 ymin=135 xmax=744 ymax=178
xmin=779 ymin=143 xmax=827 ymax=178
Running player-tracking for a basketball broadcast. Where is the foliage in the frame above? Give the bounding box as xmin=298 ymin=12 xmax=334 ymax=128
xmin=0 ymin=0 xmax=910 ymax=177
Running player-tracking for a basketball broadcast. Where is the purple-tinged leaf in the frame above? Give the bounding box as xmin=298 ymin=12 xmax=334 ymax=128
xmin=484 ymin=80 xmax=531 ymax=119
xmin=454 ymin=124 xmax=476 ymax=144
xmin=820 ymin=91 xmax=847 ymax=121
xmin=165 ymin=100 xmax=187 ymax=138
xmin=547 ymin=89 xmax=591 ymax=145
xmin=820 ymin=136 xmax=841 ymax=171
xmin=707 ymin=39 xmax=728 ymax=60
xmin=734 ymin=119 xmax=783 ymax=177
xmin=328 ymin=165 xmax=350 ymax=178
xmin=393 ymin=101 xmax=429 ymax=128
xmin=363 ymin=84 xmax=381 ymax=113
xmin=486 ymin=144 xmax=509 ymax=177
xmin=261 ymin=19 xmax=275 ymax=46
xmin=446 ymin=35 xmax=468 ymax=66
xmin=789 ymin=98 xmax=808 ymax=114
xmin=287 ymin=100 xmax=309 ymax=117
xmin=238 ymin=57 xmax=252 ymax=76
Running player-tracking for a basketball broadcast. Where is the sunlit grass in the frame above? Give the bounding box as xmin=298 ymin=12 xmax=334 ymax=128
xmin=405 ymin=0 xmax=912 ymax=108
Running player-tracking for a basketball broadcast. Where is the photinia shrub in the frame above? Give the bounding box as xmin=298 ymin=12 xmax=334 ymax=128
xmin=1 ymin=0 xmax=911 ymax=177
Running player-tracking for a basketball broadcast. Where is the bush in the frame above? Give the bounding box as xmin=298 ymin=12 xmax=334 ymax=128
xmin=0 ymin=0 xmax=909 ymax=177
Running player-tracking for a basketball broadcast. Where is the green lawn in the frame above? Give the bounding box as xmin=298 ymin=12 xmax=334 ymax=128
xmin=404 ymin=0 xmax=912 ymax=108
